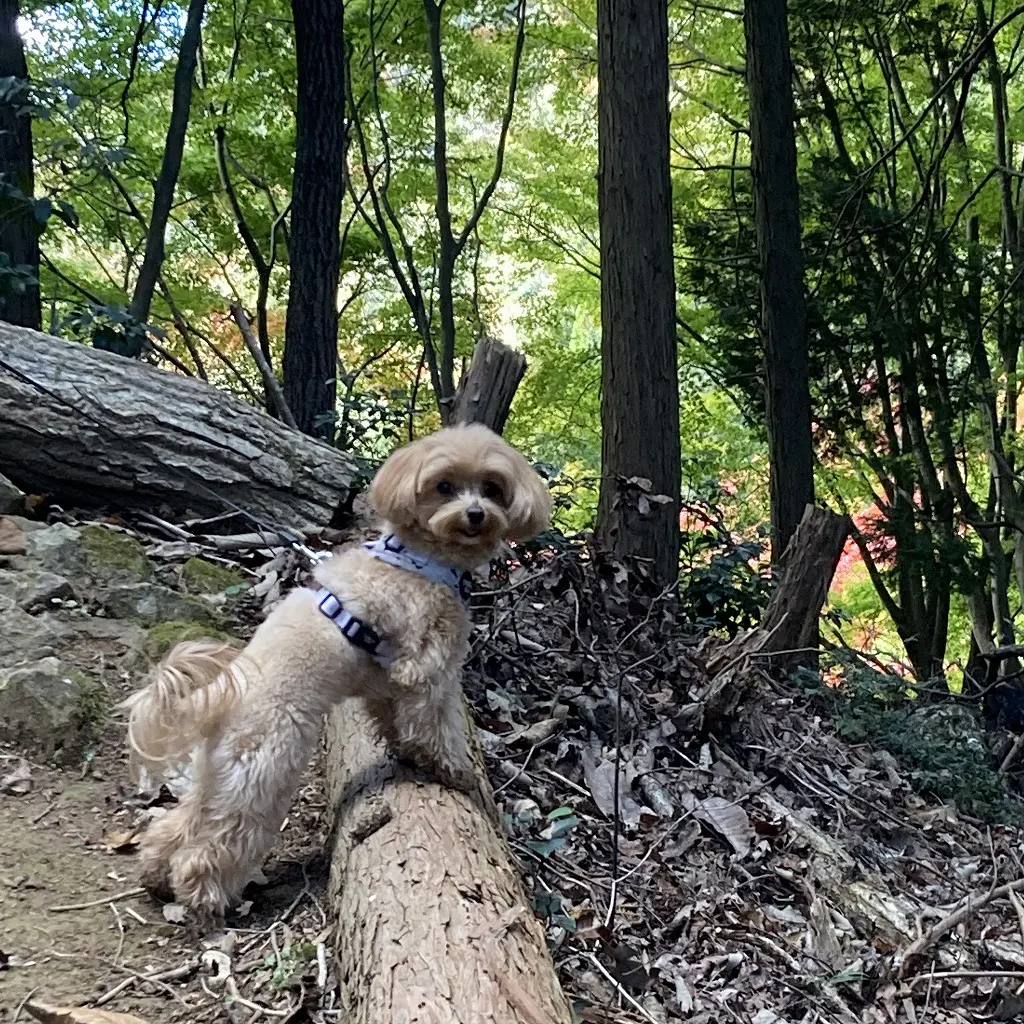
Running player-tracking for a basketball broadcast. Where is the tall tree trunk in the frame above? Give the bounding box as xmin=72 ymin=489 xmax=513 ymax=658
xmin=424 ymin=0 xmax=457 ymax=420
xmin=282 ymin=0 xmax=346 ymax=441
xmin=744 ymin=0 xmax=814 ymax=562
xmin=129 ymin=0 xmax=206 ymax=325
xmin=595 ymin=0 xmax=681 ymax=586
xmin=0 ymin=0 xmax=40 ymax=330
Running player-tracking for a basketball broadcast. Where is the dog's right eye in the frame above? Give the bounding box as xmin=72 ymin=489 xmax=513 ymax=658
xmin=436 ymin=480 xmax=456 ymax=497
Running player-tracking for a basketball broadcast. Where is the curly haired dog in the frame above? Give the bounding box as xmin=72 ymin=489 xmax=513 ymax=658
xmin=121 ymin=424 xmax=551 ymax=925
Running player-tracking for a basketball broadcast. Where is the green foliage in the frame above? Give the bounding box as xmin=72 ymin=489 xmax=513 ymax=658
xmin=678 ymin=491 xmax=773 ymax=637
xmin=62 ymin=304 xmax=153 ymax=358
xmin=794 ymin=654 xmax=1019 ymax=822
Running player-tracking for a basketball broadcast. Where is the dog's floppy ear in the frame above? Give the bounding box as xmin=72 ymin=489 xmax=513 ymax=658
xmin=369 ymin=439 xmax=424 ymax=527
xmin=505 ymin=454 xmax=553 ymax=541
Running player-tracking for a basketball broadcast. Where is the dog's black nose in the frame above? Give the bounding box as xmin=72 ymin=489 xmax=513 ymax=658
xmin=466 ymin=505 xmax=485 ymax=525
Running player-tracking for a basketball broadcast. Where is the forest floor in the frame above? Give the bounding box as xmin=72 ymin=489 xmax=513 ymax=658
xmin=1 ymin=509 xmax=1024 ymax=1024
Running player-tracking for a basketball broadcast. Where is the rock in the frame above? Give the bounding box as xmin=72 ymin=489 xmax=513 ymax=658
xmin=0 ymin=607 xmax=66 ymax=668
xmin=26 ymin=522 xmax=85 ymax=576
xmin=144 ymin=619 xmax=237 ymax=662
xmin=3 ymin=515 xmax=48 ymax=534
xmin=0 ymin=472 xmax=24 ymax=514
xmin=181 ymin=556 xmax=248 ymax=595
xmin=15 ymin=571 xmax=77 ymax=612
xmin=0 ymin=517 xmax=27 ymax=555
xmin=104 ymin=582 xmax=223 ymax=628
xmin=25 ymin=522 xmax=156 ymax=585
xmin=79 ymin=524 xmax=154 ymax=583
xmin=0 ymin=656 xmax=107 ymax=758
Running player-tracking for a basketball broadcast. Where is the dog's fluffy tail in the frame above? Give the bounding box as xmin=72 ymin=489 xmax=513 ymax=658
xmin=121 ymin=640 xmax=247 ymax=780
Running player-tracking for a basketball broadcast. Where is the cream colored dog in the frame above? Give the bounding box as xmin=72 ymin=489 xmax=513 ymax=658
xmin=122 ymin=423 xmax=551 ymax=924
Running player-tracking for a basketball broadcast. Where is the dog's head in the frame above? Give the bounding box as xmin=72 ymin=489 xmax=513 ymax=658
xmin=369 ymin=423 xmax=552 ymax=565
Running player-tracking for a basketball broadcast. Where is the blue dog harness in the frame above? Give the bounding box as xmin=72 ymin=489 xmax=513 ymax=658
xmin=316 ymin=534 xmax=473 ymax=669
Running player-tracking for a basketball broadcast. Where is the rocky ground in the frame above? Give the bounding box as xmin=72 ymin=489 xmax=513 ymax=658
xmin=0 ymin=511 xmax=335 ymax=1022
xmin=2 ymin=500 xmax=1024 ymax=1024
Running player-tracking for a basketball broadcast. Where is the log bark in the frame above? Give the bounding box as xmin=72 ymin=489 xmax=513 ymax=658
xmin=451 ymin=337 xmax=526 ymax=434
xmin=0 ymin=322 xmax=362 ymax=528
xmin=325 ymin=702 xmax=573 ymax=1024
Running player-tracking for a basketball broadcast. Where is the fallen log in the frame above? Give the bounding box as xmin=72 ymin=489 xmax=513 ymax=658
xmin=0 ymin=321 xmax=362 ymax=528
xmin=325 ymin=708 xmax=574 ymax=1023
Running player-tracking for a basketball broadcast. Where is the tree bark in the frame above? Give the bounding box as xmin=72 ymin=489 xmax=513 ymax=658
xmin=451 ymin=337 xmax=526 ymax=434
xmin=0 ymin=0 xmax=40 ymax=330
xmin=0 ymin=322 xmax=360 ymax=527
xmin=744 ymin=0 xmax=814 ymax=562
xmin=325 ymin=702 xmax=574 ymax=1024
xmin=282 ymin=0 xmax=346 ymax=441
xmin=129 ymin=0 xmax=206 ymax=325
xmin=595 ymin=0 xmax=681 ymax=587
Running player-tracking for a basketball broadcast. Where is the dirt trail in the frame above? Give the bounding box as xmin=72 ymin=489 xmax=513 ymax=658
xmin=0 ymin=744 xmax=331 ymax=1021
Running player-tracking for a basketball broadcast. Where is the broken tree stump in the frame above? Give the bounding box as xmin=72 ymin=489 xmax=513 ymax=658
xmin=693 ymin=504 xmax=852 ymax=732
xmin=0 ymin=322 xmax=362 ymax=528
xmin=451 ymin=337 xmax=527 ymax=434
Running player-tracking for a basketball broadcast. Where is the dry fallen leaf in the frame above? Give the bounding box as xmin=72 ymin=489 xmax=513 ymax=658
xmin=25 ymin=1002 xmax=149 ymax=1024
xmin=581 ymin=746 xmax=645 ymax=827
xmin=806 ymin=895 xmax=844 ymax=970
xmin=104 ymin=827 xmax=143 ymax=853
xmin=695 ymin=796 xmax=754 ymax=857
xmin=162 ymin=903 xmax=186 ymax=923
xmin=0 ymin=759 xmax=32 ymax=796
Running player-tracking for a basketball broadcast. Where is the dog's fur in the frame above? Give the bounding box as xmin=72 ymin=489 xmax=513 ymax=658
xmin=122 ymin=423 xmax=551 ymax=923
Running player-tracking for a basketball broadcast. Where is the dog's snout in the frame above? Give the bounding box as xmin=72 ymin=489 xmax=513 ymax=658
xmin=466 ymin=504 xmax=485 ymax=526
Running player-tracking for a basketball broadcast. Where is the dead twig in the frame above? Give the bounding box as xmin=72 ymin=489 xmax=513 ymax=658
xmin=230 ymin=303 xmax=298 ymax=430
xmin=897 ymin=878 xmax=1024 ymax=975
xmin=48 ymin=887 xmax=146 ymax=913
xmin=94 ymin=960 xmax=197 ymax=1007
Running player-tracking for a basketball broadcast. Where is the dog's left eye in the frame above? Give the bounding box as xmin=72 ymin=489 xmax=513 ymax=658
xmin=436 ymin=480 xmax=456 ymax=497
xmin=482 ymin=480 xmax=504 ymax=503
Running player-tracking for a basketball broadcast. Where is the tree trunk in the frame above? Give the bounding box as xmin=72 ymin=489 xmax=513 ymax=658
xmin=744 ymin=0 xmax=814 ymax=562
xmin=595 ymin=0 xmax=681 ymax=586
xmin=129 ymin=0 xmax=206 ymax=325
xmin=0 ymin=322 xmax=360 ymax=527
xmin=0 ymin=0 xmax=40 ymax=331
xmin=282 ymin=0 xmax=346 ymax=441
xmin=451 ymin=336 xmax=526 ymax=434
xmin=325 ymin=702 xmax=574 ymax=1024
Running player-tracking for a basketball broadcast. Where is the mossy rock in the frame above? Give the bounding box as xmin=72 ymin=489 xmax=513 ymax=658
xmin=0 ymin=657 xmax=108 ymax=760
xmin=182 ymin=556 xmax=248 ymax=596
xmin=80 ymin=525 xmax=154 ymax=583
xmin=144 ymin=619 xmax=237 ymax=663
xmin=104 ymin=582 xmax=224 ymax=628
